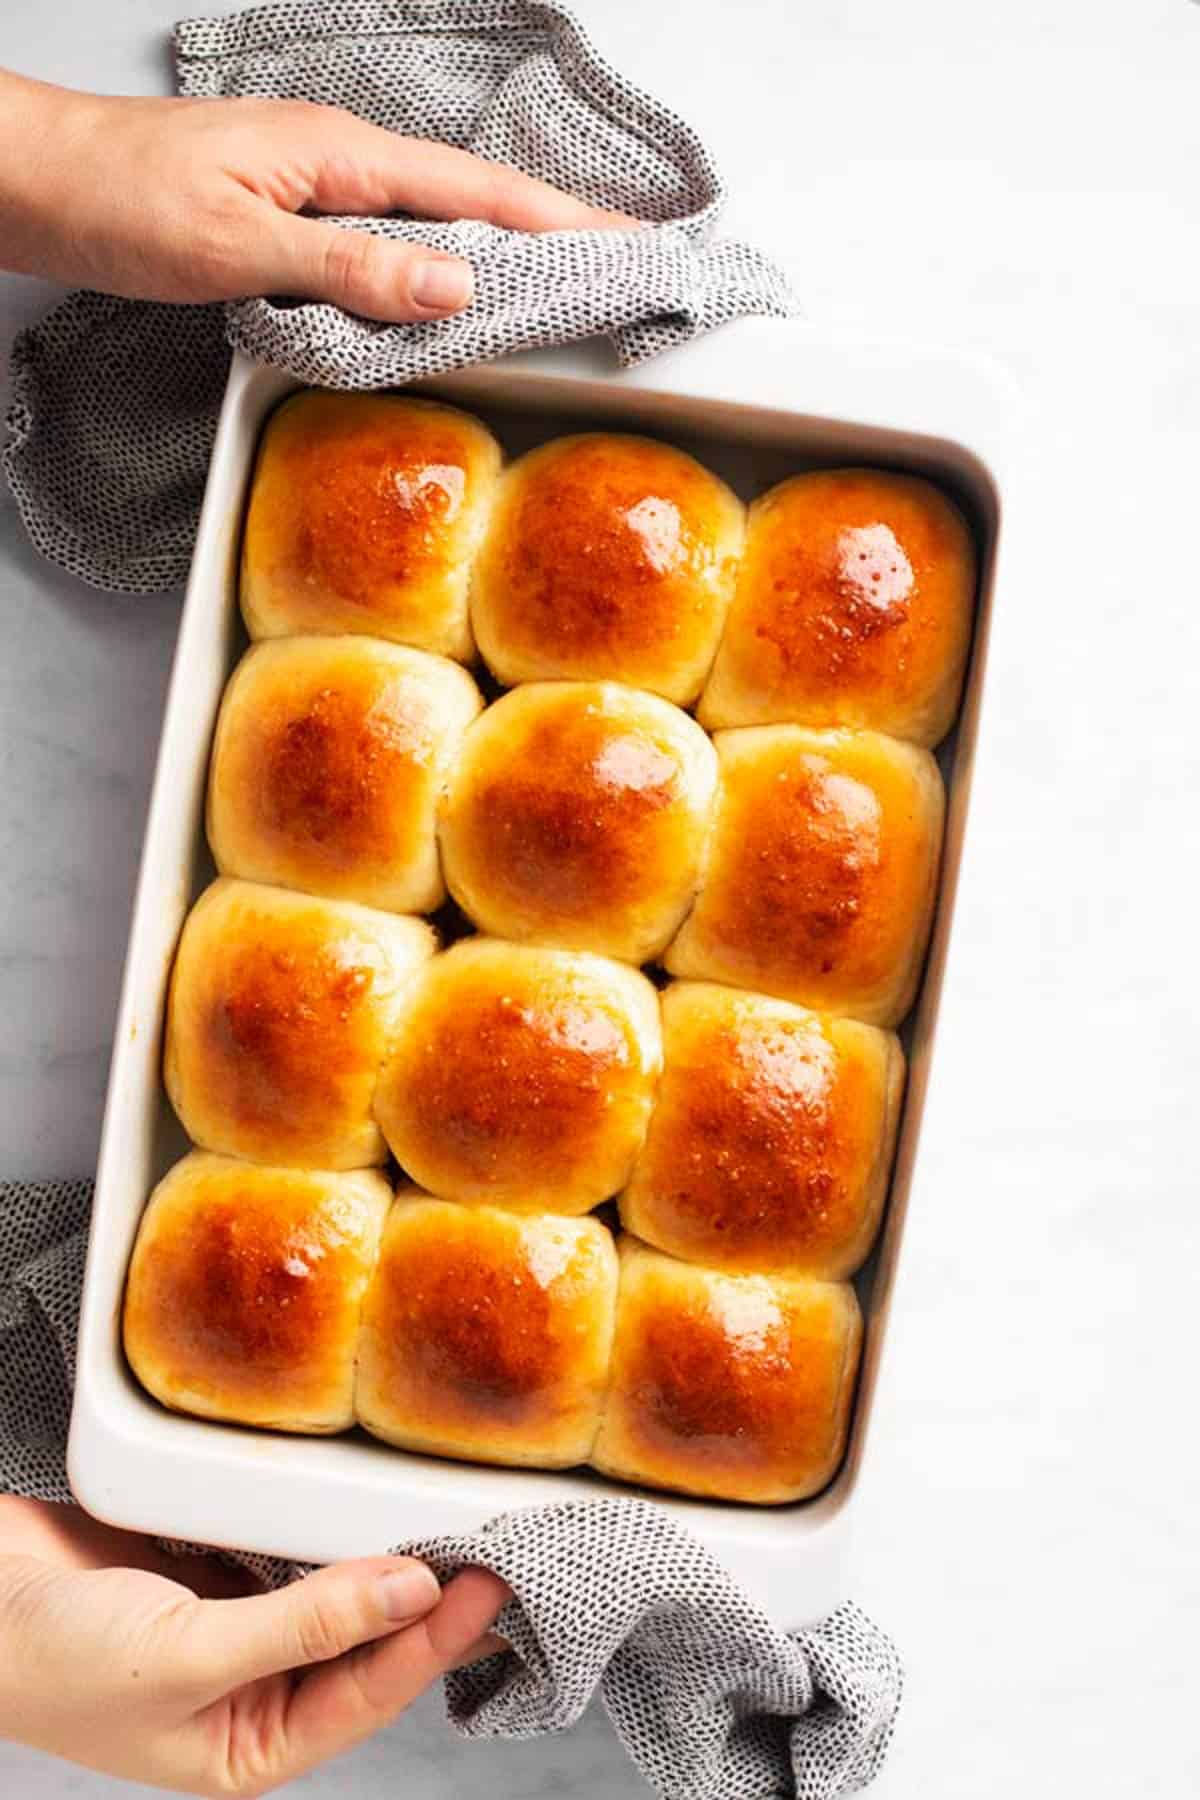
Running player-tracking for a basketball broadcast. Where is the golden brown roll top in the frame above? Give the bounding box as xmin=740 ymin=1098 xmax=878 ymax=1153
xmin=591 ymin=1239 xmax=862 ymax=1504
xmin=664 ymin=725 xmax=944 ymax=1027
xmin=123 ymin=1152 xmax=392 ymax=1432
xmin=471 ymin=433 xmax=745 ymax=704
xmin=439 ymin=681 xmax=718 ymax=964
xmin=374 ymin=937 xmax=662 ymax=1213
xmin=207 ymin=636 xmax=482 ymax=915
xmin=164 ymin=878 xmax=436 ymax=1170
xmin=240 ymin=391 xmax=501 ymax=658
xmin=620 ymin=983 xmax=904 ymax=1279
xmin=355 ymin=1194 xmax=619 ymax=1468
xmin=699 ymin=468 xmax=975 ymax=745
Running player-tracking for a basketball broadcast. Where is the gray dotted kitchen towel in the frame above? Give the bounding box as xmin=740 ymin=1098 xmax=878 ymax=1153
xmin=0 ymin=1179 xmax=902 ymax=1798
xmin=1 ymin=0 xmax=796 ymax=595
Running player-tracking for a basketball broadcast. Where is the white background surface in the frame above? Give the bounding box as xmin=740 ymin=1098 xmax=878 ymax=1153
xmin=2 ymin=1 xmax=1199 ymax=1795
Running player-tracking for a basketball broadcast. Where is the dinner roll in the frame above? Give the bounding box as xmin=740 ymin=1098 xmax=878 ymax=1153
xmin=207 ymin=637 xmax=483 ymax=914
xmin=439 ymin=682 xmax=718 ymax=963
xmin=664 ymin=726 xmax=943 ymax=1027
xmin=164 ymin=879 xmax=436 ymax=1169
xmin=471 ymin=434 xmax=744 ymax=704
xmin=240 ymin=391 xmax=501 ymax=658
xmin=591 ymin=1239 xmax=862 ymax=1504
xmin=699 ymin=469 xmax=975 ymax=745
xmin=374 ymin=938 xmax=662 ymax=1212
xmin=355 ymin=1194 xmax=618 ymax=1468
xmin=123 ymin=1151 xmax=391 ymax=1433
xmin=620 ymin=983 xmax=903 ymax=1279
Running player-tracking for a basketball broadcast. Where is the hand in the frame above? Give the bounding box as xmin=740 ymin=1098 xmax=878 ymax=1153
xmin=0 ymin=1496 xmax=509 ymax=1796
xmin=0 ymin=69 xmax=635 ymax=319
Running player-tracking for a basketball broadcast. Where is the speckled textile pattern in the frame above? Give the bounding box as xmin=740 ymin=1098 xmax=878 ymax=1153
xmin=1 ymin=0 xmax=795 ymax=595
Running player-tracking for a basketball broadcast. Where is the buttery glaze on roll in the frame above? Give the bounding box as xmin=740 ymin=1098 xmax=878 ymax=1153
xmin=664 ymin=726 xmax=944 ymax=1027
xmin=591 ymin=1238 xmax=862 ymax=1504
xmin=240 ymin=391 xmax=501 ymax=658
xmin=164 ymin=879 xmax=436 ymax=1169
xmin=438 ymin=681 xmax=718 ymax=963
xmin=699 ymin=469 xmax=975 ymax=745
xmin=355 ymin=1194 xmax=619 ymax=1468
xmin=620 ymin=982 xmax=904 ymax=1279
xmin=207 ymin=637 xmax=483 ymax=914
xmin=471 ymin=433 xmax=744 ymax=704
xmin=374 ymin=937 xmax=662 ymax=1212
xmin=123 ymin=1151 xmax=391 ymax=1432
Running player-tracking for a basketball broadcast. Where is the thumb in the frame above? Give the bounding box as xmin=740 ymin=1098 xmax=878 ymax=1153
xmin=261 ymin=212 xmax=475 ymax=321
xmin=173 ymin=1556 xmax=442 ymax=1698
xmin=261 ymin=1565 xmax=512 ymax=1783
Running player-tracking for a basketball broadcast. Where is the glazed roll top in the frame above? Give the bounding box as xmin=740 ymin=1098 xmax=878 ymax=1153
xmin=355 ymin=1194 xmax=619 ymax=1468
xmin=699 ymin=468 xmax=975 ymax=745
xmin=208 ymin=636 xmax=483 ymax=914
xmin=164 ymin=878 xmax=436 ymax=1169
xmin=620 ymin=982 xmax=904 ymax=1280
xmin=471 ymin=433 xmax=745 ymax=704
xmin=123 ymin=1152 xmax=392 ymax=1433
xmin=374 ymin=937 xmax=662 ymax=1213
xmin=439 ymin=681 xmax=719 ymax=964
xmin=591 ymin=1239 xmax=862 ymax=1504
xmin=664 ymin=725 xmax=944 ymax=1027
xmin=240 ymin=391 xmax=501 ymax=658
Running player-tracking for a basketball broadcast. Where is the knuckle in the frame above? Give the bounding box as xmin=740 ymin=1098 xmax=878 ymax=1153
xmin=291 ymin=1589 xmax=349 ymax=1666
xmin=343 ymin=1637 xmax=393 ymax=1715
xmin=321 ymin=228 xmax=390 ymax=310
xmin=208 ymin=1720 xmax=286 ymax=1799
xmin=203 ymin=1764 xmax=274 ymax=1799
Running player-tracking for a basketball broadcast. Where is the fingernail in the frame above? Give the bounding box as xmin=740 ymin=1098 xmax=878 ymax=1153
xmin=376 ymin=1562 xmax=441 ymax=1622
xmin=412 ymin=258 xmax=474 ymax=312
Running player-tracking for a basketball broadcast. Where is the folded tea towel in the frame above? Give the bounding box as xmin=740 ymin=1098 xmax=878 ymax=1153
xmin=2 ymin=0 xmax=796 ymax=596
xmin=0 ymin=1181 xmax=901 ymax=1800
xmin=0 ymin=7 xmax=901 ymax=1794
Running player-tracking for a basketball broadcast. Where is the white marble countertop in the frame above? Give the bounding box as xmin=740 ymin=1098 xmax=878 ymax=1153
xmin=3 ymin=1 xmax=1200 ymax=1794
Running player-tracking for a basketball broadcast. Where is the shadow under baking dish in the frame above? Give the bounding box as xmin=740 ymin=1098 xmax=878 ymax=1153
xmin=70 ymin=327 xmax=1008 ymax=1625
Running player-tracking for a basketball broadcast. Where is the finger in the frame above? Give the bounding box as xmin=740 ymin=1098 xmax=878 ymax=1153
xmin=448 ymin=1629 xmax=509 ymax=1671
xmin=261 ymin=211 xmax=475 ymax=321
xmin=422 ymin=1567 xmax=511 ymax=1665
xmin=276 ymin=1568 xmax=511 ymax=1778
xmin=173 ymin=1556 xmax=442 ymax=1697
xmin=302 ymin=110 xmax=638 ymax=230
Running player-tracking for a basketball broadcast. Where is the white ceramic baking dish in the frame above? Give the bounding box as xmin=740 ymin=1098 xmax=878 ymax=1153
xmin=68 ymin=322 xmax=1010 ymax=1625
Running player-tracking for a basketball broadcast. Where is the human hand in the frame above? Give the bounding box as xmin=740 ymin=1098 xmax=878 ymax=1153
xmin=0 ymin=69 xmax=635 ymax=319
xmin=0 ymin=1496 xmax=509 ymax=1796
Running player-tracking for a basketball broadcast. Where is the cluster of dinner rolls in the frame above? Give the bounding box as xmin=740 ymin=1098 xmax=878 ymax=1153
xmin=126 ymin=389 xmax=974 ymax=1505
